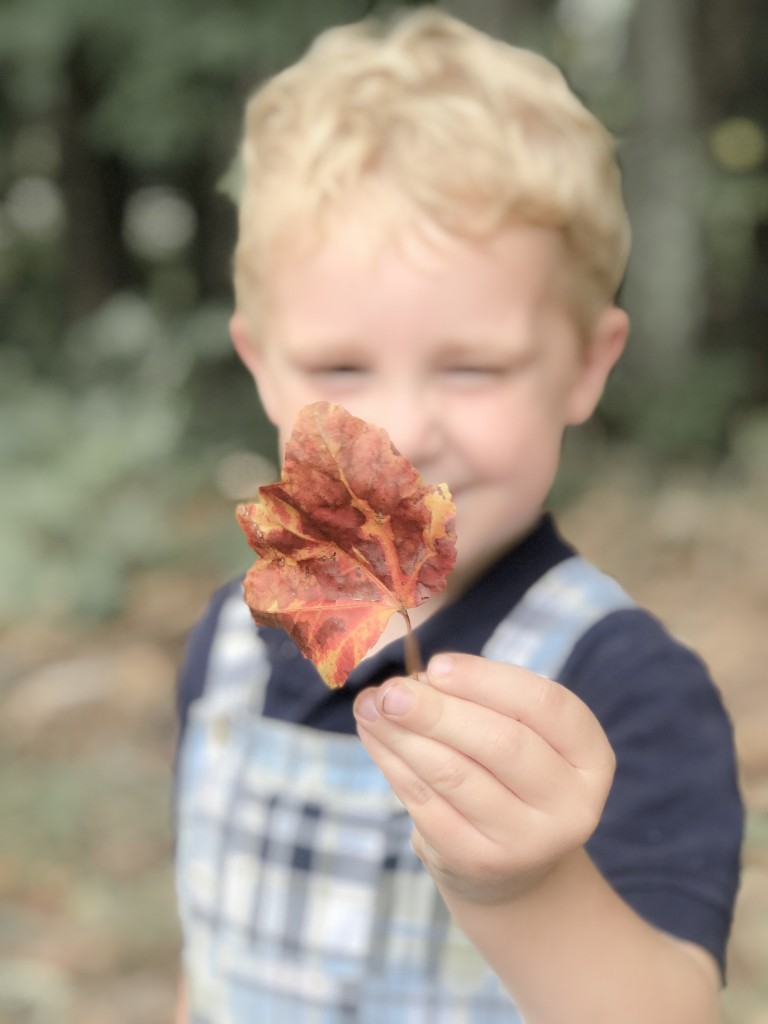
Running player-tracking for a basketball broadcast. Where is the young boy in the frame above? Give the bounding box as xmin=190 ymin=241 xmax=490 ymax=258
xmin=174 ymin=10 xmax=743 ymax=1023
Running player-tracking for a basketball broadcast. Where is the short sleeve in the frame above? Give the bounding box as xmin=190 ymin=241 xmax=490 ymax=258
xmin=562 ymin=609 xmax=744 ymax=976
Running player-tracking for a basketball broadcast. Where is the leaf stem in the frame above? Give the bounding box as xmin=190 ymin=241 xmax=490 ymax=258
xmin=401 ymin=609 xmax=423 ymax=678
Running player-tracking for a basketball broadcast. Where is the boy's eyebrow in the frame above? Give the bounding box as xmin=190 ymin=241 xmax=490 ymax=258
xmin=281 ymin=335 xmax=364 ymax=355
xmin=285 ymin=337 xmax=526 ymax=361
xmin=280 ymin=327 xmax=536 ymax=359
xmin=436 ymin=333 xmax=534 ymax=359
xmin=281 ymin=337 xmax=408 ymax=368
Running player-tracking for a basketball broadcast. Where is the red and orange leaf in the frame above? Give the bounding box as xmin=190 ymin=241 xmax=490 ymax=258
xmin=236 ymin=401 xmax=457 ymax=688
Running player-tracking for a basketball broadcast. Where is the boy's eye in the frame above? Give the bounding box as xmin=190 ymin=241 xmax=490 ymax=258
xmin=307 ymin=365 xmax=367 ymax=376
xmin=305 ymin=365 xmax=369 ymax=387
xmin=450 ymin=366 xmax=494 ymax=374
xmin=444 ymin=366 xmax=505 ymax=380
xmin=305 ymin=362 xmax=368 ymax=374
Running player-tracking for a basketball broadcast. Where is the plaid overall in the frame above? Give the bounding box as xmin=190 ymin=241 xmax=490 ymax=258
xmin=176 ymin=555 xmax=634 ymax=1023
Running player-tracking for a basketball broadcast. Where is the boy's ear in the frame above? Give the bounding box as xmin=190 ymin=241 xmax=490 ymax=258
xmin=230 ymin=311 xmax=261 ymax=377
xmin=566 ymin=306 xmax=629 ymax=425
xmin=230 ymin=312 xmax=280 ymax=425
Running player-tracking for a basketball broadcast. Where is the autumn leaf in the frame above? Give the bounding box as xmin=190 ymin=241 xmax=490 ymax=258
xmin=236 ymin=401 xmax=457 ymax=688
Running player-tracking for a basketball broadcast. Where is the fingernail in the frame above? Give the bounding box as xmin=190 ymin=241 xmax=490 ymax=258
xmin=381 ymin=682 xmax=415 ymax=717
xmin=355 ymin=692 xmax=380 ymax=722
xmin=428 ymin=654 xmax=454 ymax=679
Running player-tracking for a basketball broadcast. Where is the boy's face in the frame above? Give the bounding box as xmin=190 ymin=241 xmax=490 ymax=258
xmin=233 ymin=212 xmax=626 ymax=589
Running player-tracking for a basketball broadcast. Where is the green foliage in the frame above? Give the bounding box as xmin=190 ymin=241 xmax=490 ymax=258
xmin=601 ymin=348 xmax=761 ymax=462
xmin=0 ymin=0 xmax=372 ymax=166
xmin=0 ymin=295 xmax=274 ymax=623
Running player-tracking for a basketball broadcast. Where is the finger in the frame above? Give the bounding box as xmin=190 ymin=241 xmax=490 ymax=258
xmin=356 ymin=712 xmax=529 ymax=848
xmin=358 ymin=725 xmax=562 ymax=902
xmin=425 ymin=653 xmax=614 ymax=773
xmin=355 ymin=677 xmax=573 ymax=809
xmin=357 ymin=726 xmax=501 ymax=891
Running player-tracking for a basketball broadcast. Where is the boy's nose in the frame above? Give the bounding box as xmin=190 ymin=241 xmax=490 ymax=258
xmin=382 ymin=391 xmax=443 ymax=471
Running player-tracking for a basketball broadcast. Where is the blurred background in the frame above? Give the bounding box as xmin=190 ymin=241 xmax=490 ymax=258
xmin=0 ymin=0 xmax=766 ymax=1021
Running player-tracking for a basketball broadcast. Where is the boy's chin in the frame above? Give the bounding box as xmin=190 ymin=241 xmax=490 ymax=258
xmin=453 ymin=514 xmax=543 ymax=578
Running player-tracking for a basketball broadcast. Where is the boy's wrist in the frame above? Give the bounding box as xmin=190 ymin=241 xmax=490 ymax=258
xmin=435 ymin=844 xmax=587 ymax=916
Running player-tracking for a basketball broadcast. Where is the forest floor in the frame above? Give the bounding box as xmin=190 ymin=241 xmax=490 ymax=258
xmin=0 ymin=452 xmax=767 ymax=1024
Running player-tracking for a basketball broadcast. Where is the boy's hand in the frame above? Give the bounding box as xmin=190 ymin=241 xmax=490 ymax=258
xmin=353 ymin=653 xmax=615 ymax=906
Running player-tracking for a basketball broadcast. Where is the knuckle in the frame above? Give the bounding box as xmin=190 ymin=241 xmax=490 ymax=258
xmin=403 ymin=775 xmax=434 ymax=808
xmin=603 ymin=742 xmax=617 ymax=780
xmin=432 ymin=756 xmax=467 ymax=793
xmin=588 ymin=738 xmax=617 ymax=799
xmin=580 ymin=801 xmax=604 ymax=842
xmin=567 ymin=788 xmax=605 ymax=845
xmin=530 ymin=675 xmax=568 ymax=718
xmin=481 ymin=719 xmax=523 ymax=767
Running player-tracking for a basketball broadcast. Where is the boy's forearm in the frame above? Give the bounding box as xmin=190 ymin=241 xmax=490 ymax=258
xmin=440 ymin=847 xmax=722 ymax=1024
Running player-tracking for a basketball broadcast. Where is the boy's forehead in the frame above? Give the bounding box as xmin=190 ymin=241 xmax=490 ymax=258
xmin=270 ymin=204 xmax=572 ymax=298
xmin=259 ymin=217 xmax=578 ymax=360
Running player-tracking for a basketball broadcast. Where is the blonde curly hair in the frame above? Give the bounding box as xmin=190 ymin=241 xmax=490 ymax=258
xmin=233 ymin=8 xmax=630 ymax=335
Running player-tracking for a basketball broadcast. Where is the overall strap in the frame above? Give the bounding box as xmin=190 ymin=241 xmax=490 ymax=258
xmin=202 ymin=588 xmax=272 ymax=716
xmin=482 ymin=554 xmax=635 ymax=678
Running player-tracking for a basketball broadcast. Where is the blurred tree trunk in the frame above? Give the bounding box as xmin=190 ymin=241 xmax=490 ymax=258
xmin=59 ymin=43 xmax=128 ymax=319
xmin=695 ymin=0 xmax=767 ymax=364
xmin=620 ymin=0 xmax=704 ymax=384
xmin=695 ymin=0 xmax=750 ymax=123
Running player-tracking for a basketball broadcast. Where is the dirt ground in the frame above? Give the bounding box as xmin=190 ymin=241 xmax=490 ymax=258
xmin=0 ymin=456 xmax=766 ymax=1024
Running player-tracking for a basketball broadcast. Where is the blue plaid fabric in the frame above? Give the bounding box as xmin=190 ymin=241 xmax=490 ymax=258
xmin=175 ymin=556 xmax=634 ymax=1023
